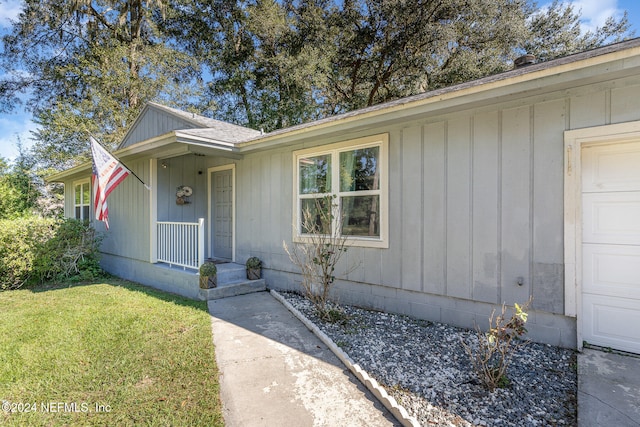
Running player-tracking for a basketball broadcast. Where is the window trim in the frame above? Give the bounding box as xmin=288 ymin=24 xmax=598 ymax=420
xmin=73 ymin=179 xmax=91 ymax=221
xmin=293 ymin=133 xmax=389 ymax=248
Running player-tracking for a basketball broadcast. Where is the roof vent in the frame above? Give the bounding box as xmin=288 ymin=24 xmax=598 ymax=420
xmin=514 ymin=54 xmax=536 ymax=69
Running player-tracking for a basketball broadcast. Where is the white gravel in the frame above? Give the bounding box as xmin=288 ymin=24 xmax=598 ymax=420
xmin=280 ymin=292 xmax=577 ymax=427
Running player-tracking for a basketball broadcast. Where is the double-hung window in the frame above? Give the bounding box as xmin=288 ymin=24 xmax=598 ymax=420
xmin=293 ymin=134 xmax=388 ymax=248
xmin=73 ymin=180 xmax=91 ymax=221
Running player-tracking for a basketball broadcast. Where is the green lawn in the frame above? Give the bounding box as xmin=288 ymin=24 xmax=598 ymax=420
xmin=0 ymin=279 xmax=223 ymax=426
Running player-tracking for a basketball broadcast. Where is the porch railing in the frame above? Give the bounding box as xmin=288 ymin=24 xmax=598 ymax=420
xmin=156 ymin=218 xmax=205 ymax=270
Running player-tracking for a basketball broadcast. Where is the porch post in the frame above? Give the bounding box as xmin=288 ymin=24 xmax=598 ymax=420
xmin=198 ymin=218 xmax=205 ymax=268
xmin=150 ymin=158 xmax=158 ymax=263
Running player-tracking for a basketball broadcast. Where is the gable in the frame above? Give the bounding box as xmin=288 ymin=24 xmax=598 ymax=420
xmin=119 ymin=102 xmax=261 ymax=149
xmin=119 ymin=104 xmax=207 ymax=149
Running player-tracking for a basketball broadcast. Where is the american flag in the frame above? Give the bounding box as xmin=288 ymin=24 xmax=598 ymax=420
xmin=91 ymin=137 xmax=130 ymax=229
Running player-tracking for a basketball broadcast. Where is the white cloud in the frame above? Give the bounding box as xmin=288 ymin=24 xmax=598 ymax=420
xmin=0 ymin=0 xmax=24 ymax=27
xmin=569 ymin=0 xmax=624 ymax=32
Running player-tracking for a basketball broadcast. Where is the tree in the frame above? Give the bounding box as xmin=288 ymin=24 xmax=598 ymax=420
xmin=164 ymin=0 xmax=333 ymax=132
xmin=1 ymin=0 xmax=631 ymax=171
xmin=168 ymin=0 xmax=630 ymax=127
xmin=323 ymin=0 xmax=631 ymax=113
xmin=0 ymin=0 xmax=203 ymax=169
xmin=0 ymin=143 xmax=40 ymax=219
xmin=523 ymin=0 xmax=631 ymax=63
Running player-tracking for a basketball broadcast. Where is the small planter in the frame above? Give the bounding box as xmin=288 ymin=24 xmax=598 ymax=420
xmin=199 ymin=262 xmax=218 ymax=289
xmin=247 ymin=268 xmax=261 ymax=280
xmin=246 ymin=257 xmax=262 ymax=280
xmin=199 ymin=275 xmax=217 ymax=289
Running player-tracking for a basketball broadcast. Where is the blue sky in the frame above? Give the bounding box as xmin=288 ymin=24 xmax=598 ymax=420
xmin=1 ymin=0 xmax=639 ymax=162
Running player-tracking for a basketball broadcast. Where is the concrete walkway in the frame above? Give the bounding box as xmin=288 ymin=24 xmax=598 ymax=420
xmin=208 ymin=291 xmax=640 ymax=426
xmin=578 ymin=348 xmax=640 ymax=426
xmin=208 ymin=292 xmax=399 ymax=427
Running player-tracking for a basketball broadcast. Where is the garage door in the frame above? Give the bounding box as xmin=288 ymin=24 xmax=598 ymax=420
xmin=582 ymin=141 xmax=640 ymax=354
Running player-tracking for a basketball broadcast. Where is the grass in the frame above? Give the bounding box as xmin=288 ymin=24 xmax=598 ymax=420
xmin=0 ymin=279 xmax=223 ymax=426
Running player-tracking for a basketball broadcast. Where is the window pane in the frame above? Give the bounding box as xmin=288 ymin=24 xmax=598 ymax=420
xmin=299 ymin=154 xmax=331 ymax=194
xmin=340 ymin=146 xmax=379 ymax=192
xmin=83 ymin=206 xmax=90 ymax=220
xmin=83 ymin=183 xmax=90 ymax=204
xmin=341 ymin=195 xmax=380 ymax=237
xmin=300 ymin=197 xmax=331 ymax=234
xmin=75 ymin=206 xmax=81 ymax=219
xmin=75 ymin=185 xmax=81 ymax=205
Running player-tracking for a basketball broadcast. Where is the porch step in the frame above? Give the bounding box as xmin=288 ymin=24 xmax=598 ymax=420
xmin=198 ymin=262 xmax=266 ymax=300
xmin=215 ymin=262 xmax=248 ymax=283
xmin=199 ymin=278 xmax=266 ymax=300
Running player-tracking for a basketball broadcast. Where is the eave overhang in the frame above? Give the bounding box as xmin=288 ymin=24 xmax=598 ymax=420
xmin=47 ymin=130 xmax=241 ymax=182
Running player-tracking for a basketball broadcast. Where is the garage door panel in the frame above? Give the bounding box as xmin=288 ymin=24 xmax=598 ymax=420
xmin=582 ymin=141 xmax=640 ymax=354
xmin=582 ymin=192 xmax=640 ymax=245
xmin=582 ymin=141 xmax=640 ymax=192
xmin=583 ymin=243 xmax=640 ymax=299
xmin=583 ymin=294 xmax=640 ymax=354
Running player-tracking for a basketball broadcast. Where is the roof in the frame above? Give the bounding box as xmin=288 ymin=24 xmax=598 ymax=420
xmin=177 ymin=127 xmax=262 ymax=144
xmin=49 ymin=37 xmax=640 ymax=182
xmin=145 ymin=103 xmax=262 ymax=143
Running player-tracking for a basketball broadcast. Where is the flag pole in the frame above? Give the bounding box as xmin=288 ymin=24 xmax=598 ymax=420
xmin=90 ymin=135 xmax=151 ymax=190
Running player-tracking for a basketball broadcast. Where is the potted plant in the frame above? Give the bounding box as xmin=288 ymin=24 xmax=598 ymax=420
xmin=199 ymin=262 xmax=217 ymax=289
xmin=246 ymin=257 xmax=262 ymax=280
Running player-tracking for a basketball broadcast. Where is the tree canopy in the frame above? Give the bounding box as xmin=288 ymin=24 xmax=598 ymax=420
xmin=0 ymin=144 xmax=41 ymax=219
xmin=0 ymin=0 xmax=632 ymax=170
xmin=1 ymin=0 xmax=202 ymax=168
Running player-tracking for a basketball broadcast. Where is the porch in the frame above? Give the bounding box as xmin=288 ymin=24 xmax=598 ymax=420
xmin=155 ymin=261 xmax=266 ymax=301
xmin=102 ymin=218 xmax=265 ymax=300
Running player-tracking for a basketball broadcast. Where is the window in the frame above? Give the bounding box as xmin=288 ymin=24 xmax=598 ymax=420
xmin=294 ymin=134 xmax=388 ymax=248
xmin=74 ymin=180 xmax=91 ymax=220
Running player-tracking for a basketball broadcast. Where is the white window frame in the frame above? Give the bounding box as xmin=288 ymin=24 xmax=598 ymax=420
xmin=293 ymin=133 xmax=389 ymax=248
xmin=73 ymin=179 xmax=91 ymax=221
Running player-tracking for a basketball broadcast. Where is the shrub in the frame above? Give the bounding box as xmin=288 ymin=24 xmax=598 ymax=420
xmin=245 ymin=256 xmax=262 ymax=269
xmin=199 ymin=262 xmax=218 ymax=276
xmin=283 ymin=195 xmax=357 ymax=320
xmin=461 ymin=298 xmax=532 ymax=391
xmin=0 ymin=217 xmax=103 ymax=290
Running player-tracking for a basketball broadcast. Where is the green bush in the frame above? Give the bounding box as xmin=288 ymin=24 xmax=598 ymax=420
xmin=0 ymin=217 xmax=103 ymax=290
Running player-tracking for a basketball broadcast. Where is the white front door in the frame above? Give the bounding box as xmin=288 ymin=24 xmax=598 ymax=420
xmin=581 ymin=141 xmax=640 ymax=354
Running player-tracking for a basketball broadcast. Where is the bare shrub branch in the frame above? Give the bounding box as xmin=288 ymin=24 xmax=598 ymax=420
xmin=283 ymin=195 xmax=357 ymax=319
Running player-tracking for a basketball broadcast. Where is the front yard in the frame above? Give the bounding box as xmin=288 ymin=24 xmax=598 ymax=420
xmin=0 ymin=279 xmax=223 ymax=426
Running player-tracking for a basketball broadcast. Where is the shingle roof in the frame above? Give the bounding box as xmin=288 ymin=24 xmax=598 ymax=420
xmin=147 ymin=102 xmax=262 ymax=143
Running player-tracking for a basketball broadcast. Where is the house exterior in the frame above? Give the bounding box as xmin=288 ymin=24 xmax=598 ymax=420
xmin=49 ymin=39 xmax=640 ymax=353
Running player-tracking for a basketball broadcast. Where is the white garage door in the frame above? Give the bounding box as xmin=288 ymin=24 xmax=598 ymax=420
xmin=582 ymin=141 xmax=640 ymax=354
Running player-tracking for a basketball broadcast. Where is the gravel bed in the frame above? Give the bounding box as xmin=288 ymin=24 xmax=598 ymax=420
xmin=280 ymin=292 xmax=577 ymax=426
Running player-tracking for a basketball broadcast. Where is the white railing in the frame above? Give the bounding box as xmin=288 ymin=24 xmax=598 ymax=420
xmin=156 ymin=218 xmax=205 ymax=270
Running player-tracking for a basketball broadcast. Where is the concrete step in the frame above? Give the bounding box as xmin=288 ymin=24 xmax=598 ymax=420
xmin=214 ymin=262 xmax=247 ymax=284
xmin=199 ymin=278 xmax=266 ymax=300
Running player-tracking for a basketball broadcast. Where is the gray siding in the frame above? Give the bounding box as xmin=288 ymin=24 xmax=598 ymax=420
xmin=66 ymin=73 xmax=640 ymax=349
xmin=121 ymin=108 xmax=200 ymax=148
xmin=234 ymin=76 xmax=640 ymax=348
xmin=156 ymin=155 xmax=209 ymax=223
xmin=99 ymin=158 xmax=152 ymax=261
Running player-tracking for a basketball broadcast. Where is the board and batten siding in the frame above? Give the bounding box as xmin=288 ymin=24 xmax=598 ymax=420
xmin=235 ymin=148 xmax=295 ymax=272
xmin=156 ymin=155 xmax=210 ymax=223
xmin=98 ymin=158 xmax=152 ymax=261
xmin=236 ymin=77 xmax=640 ymax=348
